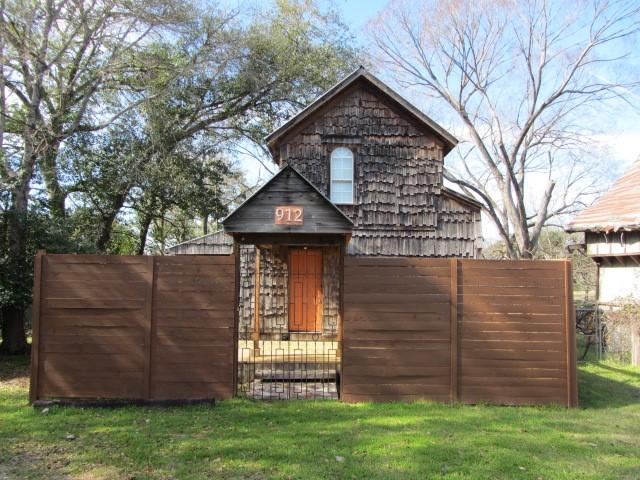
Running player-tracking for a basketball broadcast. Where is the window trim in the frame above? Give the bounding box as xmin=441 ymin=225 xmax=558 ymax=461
xmin=329 ymin=147 xmax=354 ymax=205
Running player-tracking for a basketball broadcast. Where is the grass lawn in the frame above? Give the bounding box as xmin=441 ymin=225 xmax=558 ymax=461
xmin=1 ymin=357 xmax=639 ymax=479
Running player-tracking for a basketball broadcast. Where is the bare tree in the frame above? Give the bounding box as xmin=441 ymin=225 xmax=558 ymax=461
xmin=370 ymin=0 xmax=640 ymax=258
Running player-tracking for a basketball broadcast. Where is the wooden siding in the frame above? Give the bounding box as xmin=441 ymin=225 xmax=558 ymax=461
xmin=237 ymin=245 xmax=340 ymax=335
xmin=223 ymin=166 xmax=352 ymax=235
xmin=585 ymin=231 xmax=640 ymax=257
xmin=278 ymin=80 xmax=482 ymax=257
xmin=167 ymin=230 xmax=233 ymax=255
xmin=341 ymin=257 xmax=578 ymax=406
xmin=30 ymin=254 xmax=235 ymax=403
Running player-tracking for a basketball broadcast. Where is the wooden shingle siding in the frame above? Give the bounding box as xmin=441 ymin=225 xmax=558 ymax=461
xmin=236 ymin=245 xmax=340 ymax=334
xmin=278 ymin=80 xmax=481 ymax=257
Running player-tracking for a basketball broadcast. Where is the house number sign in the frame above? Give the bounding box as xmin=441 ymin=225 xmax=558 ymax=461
xmin=275 ymin=205 xmax=303 ymax=225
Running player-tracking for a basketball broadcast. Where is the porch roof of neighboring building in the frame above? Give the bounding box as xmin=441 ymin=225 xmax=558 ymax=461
xmin=567 ymin=159 xmax=640 ymax=233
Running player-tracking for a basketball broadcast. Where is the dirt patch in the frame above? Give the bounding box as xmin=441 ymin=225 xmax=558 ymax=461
xmin=0 ymin=447 xmax=70 ymax=480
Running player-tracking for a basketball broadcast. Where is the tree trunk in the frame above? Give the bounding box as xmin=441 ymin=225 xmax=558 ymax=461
xmin=96 ymin=212 xmax=118 ymax=252
xmin=95 ymin=192 xmax=128 ymax=252
xmin=137 ymin=212 xmax=153 ymax=255
xmin=202 ymin=213 xmax=209 ymax=235
xmin=632 ymin=327 xmax=640 ymax=367
xmin=42 ymin=147 xmax=66 ymax=218
xmin=0 ymin=305 xmax=28 ymax=355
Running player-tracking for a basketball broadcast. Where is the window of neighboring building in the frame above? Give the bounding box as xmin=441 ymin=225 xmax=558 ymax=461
xmin=330 ymin=147 xmax=354 ymax=204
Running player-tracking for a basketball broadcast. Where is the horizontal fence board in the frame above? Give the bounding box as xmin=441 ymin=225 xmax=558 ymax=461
xmin=345 ymin=319 xmax=449 ymax=332
xmin=345 ymin=266 xmax=451 ymax=278
xmin=458 ymin=285 xmax=563 ymax=296
xmin=460 ymin=385 xmax=566 ymax=398
xmin=344 ymin=366 xmax=450 ymax=377
xmin=42 ymin=353 xmax=144 ymax=372
xmin=150 ymin=382 xmax=233 ymax=400
xmin=345 ymin=293 xmax=450 ymax=304
xmin=461 ymin=366 xmax=566 ymax=378
xmin=342 ymin=384 xmax=450 ymax=395
xmin=345 ymin=257 xmax=451 ymax=267
xmin=460 ymin=321 xmax=564 ymax=334
xmin=342 ymin=257 xmax=572 ymax=406
xmin=460 ymin=376 xmax=566 ymax=387
xmin=343 ymin=331 xmax=449 ymax=341
xmin=346 ymin=302 xmax=450 ymax=314
xmin=341 ymin=393 xmax=451 ymax=403
xmin=460 ymin=303 xmax=563 ymax=315
xmin=346 ymin=312 xmax=449 ymax=324
xmin=40 ymin=379 xmax=144 ymax=399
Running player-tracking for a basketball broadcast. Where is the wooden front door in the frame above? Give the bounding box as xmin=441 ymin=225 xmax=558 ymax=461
xmin=288 ymin=248 xmax=323 ymax=332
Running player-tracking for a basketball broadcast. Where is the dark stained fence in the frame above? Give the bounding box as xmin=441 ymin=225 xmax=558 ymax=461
xmin=151 ymin=256 xmax=235 ymax=400
xmin=30 ymin=253 xmax=236 ymax=403
xmin=342 ymin=257 xmax=578 ymax=407
xmin=342 ymin=257 xmax=454 ymax=402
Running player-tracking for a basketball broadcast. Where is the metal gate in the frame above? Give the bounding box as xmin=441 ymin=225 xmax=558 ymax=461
xmin=236 ymin=324 xmax=340 ymax=400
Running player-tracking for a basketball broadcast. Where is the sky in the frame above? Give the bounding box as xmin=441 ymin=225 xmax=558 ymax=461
xmin=226 ymin=0 xmax=640 ymax=242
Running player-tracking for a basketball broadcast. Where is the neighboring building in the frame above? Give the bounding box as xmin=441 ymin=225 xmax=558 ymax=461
xmin=567 ymin=159 xmax=640 ymax=364
xmin=168 ymin=67 xmax=483 ymax=336
xmin=567 ymin=159 xmax=640 ymax=302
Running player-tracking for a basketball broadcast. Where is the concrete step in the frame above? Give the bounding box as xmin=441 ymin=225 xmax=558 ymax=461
xmin=255 ymin=368 xmax=337 ymax=381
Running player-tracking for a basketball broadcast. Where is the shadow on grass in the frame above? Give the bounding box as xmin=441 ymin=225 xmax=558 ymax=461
xmin=596 ymin=362 xmax=640 ymax=380
xmin=0 ymin=355 xmax=30 ymax=382
xmin=578 ymin=363 xmax=640 ymax=409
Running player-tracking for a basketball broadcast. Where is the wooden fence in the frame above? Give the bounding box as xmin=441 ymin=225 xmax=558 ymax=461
xmin=31 ymin=253 xmax=577 ymax=407
xmin=342 ymin=257 xmax=578 ymax=406
xmin=30 ymin=253 xmax=236 ymax=403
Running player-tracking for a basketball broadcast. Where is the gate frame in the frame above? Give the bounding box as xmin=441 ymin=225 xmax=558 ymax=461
xmin=231 ymin=235 xmax=347 ymax=400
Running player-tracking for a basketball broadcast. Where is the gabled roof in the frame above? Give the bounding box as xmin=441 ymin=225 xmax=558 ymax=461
xmin=265 ymin=66 xmax=458 ymax=161
xmin=222 ymin=164 xmax=354 ymax=234
xmin=567 ymin=159 xmax=640 ymax=232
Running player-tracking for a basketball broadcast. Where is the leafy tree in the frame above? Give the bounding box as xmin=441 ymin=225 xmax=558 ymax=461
xmin=0 ymin=0 xmax=361 ymax=352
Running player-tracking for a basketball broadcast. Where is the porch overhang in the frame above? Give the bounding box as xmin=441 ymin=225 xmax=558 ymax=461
xmin=222 ymin=164 xmax=354 ymax=242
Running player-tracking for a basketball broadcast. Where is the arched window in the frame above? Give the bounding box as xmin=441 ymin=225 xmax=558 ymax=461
xmin=330 ymin=147 xmax=354 ymax=204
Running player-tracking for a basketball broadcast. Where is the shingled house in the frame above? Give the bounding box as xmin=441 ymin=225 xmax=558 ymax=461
xmin=168 ymin=67 xmax=482 ymax=339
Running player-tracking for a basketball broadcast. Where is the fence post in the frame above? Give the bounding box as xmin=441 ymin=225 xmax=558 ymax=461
xmin=233 ymin=242 xmax=240 ymax=397
xmin=449 ymin=258 xmax=459 ymax=403
xmin=143 ymin=256 xmax=155 ymax=400
xmin=29 ymin=250 xmax=45 ymax=404
xmin=564 ymin=260 xmax=578 ymax=407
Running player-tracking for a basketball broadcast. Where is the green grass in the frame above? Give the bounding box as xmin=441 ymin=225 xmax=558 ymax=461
xmin=1 ymin=357 xmax=639 ymax=479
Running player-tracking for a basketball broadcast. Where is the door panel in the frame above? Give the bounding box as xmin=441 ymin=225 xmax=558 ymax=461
xmin=289 ymin=249 xmax=323 ymax=331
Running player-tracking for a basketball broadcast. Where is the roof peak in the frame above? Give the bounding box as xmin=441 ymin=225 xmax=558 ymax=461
xmin=265 ymin=67 xmax=458 ymax=161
